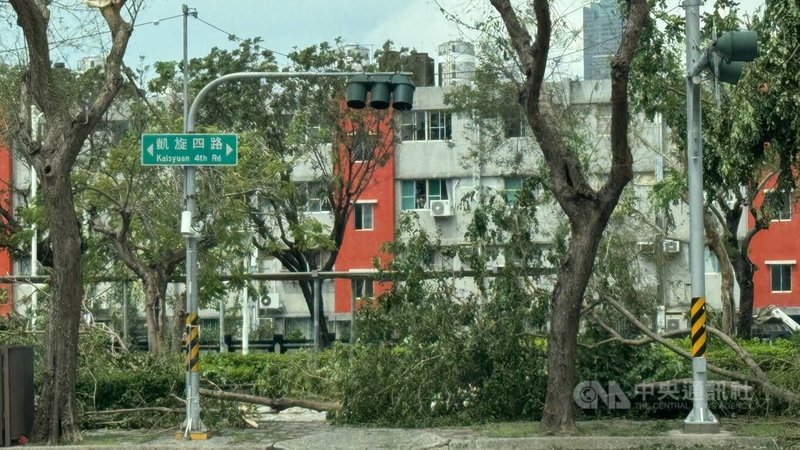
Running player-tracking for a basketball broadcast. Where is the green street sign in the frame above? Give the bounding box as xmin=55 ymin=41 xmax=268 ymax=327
xmin=141 ymin=133 xmax=238 ymax=166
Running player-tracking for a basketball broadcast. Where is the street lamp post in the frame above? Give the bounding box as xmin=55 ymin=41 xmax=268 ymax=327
xmin=180 ymin=70 xmax=414 ymax=437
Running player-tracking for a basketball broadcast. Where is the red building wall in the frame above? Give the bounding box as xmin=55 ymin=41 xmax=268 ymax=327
xmin=334 ymin=113 xmax=395 ymax=314
xmin=0 ymin=140 xmax=13 ymax=316
xmin=748 ymin=175 xmax=800 ymax=308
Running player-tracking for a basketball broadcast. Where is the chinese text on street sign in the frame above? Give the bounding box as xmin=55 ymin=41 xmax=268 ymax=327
xmin=141 ymin=133 xmax=238 ymax=166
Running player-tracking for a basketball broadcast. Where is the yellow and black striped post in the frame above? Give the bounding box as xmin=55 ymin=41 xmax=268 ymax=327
xmin=690 ymin=297 xmax=707 ymax=357
xmin=185 ymin=312 xmax=200 ymax=373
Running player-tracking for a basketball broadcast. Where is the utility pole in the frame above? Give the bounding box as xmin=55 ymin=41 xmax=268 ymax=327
xmin=179 ymin=69 xmax=413 ymax=439
xmin=683 ymin=0 xmax=718 ymax=433
xmin=683 ymin=0 xmax=757 ymax=434
xmin=180 ymin=3 xmax=206 ymax=440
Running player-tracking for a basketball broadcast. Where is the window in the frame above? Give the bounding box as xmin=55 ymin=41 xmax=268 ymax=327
xmin=354 ymin=203 xmax=374 ymax=230
xmin=349 ymin=129 xmax=377 ymax=162
xmin=400 ymin=111 xmax=426 ymax=141
xmin=354 ymin=141 xmax=372 ymax=162
xmin=504 ymin=177 xmax=523 ymax=203
xmin=770 ymin=264 xmax=792 ymax=292
xmin=300 ymin=183 xmax=331 ymax=213
xmin=401 ymin=179 xmax=449 ymax=210
xmin=428 ymin=111 xmax=452 ymax=141
xmin=354 ymin=278 xmax=374 ymax=299
xmin=400 ymin=111 xmax=452 ymax=141
xmin=766 ymin=190 xmax=792 ymax=221
xmin=502 ymin=109 xmax=525 ymax=138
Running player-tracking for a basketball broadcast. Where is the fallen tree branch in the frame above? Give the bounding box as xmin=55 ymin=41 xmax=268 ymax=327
xmin=635 ymin=378 xmax=753 ymax=395
xmin=84 ymin=407 xmax=182 ymax=415
xmin=199 ymin=388 xmax=340 ymax=412
xmin=598 ymin=300 xmax=755 ymax=382
xmin=589 ymin=314 xmax=688 ymax=347
xmin=706 ymin=326 xmax=800 ymax=403
xmin=601 ymin=298 xmax=800 ymax=404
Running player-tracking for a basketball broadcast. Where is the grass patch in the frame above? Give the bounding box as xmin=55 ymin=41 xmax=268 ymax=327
xmin=475 ymin=421 xmax=541 ymax=438
xmin=475 ymin=418 xmax=799 ymax=438
xmin=82 ymin=429 xmax=174 ymax=445
xmin=725 ymin=417 xmax=800 ymax=438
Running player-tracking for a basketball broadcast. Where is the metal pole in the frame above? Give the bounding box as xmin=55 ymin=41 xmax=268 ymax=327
xmin=180 ymin=4 xmax=206 ymax=437
xmin=242 ymin=285 xmax=250 ymax=355
xmin=29 ymin=166 xmax=37 ymax=327
xmin=350 ymin=279 xmax=357 ymax=344
xmin=683 ymin=0 xmax=718 ymax=433
xmin=122 ymin=282 xmax=128 ymax=344
xmin=313 ymin=272 xmax=320 ymax=361
xmin=218 ymin=299 xmax=227 ymax=352
xmin=183 ymin=69 xmax=399 ymax=423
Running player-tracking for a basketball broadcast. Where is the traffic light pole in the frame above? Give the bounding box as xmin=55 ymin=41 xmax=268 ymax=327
xmin=683 ymin=0 xmax=719 ymax=433
xmin=181 ymin=70 xmax=413 ymax=439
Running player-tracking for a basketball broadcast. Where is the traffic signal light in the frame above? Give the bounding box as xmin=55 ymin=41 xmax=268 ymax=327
xmin=708 ymin=30 xmax=758 ymax=84
xmin=346 ymin=74 xmax=415 ymax=111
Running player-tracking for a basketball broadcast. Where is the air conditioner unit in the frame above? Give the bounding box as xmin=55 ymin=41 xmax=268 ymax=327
xmin=494 ymin=253 xmax=506 ymax=269
xmin=636 ymin=241 xmax=656 ymax=255
xmin=666 ymin=318 xmax=684 ymax=331
xmin=663 ymin=239 xmax=681 ymax=254
xmin=430 ymin=200 xmax=453 ymax=217
xmin=259 ymin=293 xmax=281 ymax=309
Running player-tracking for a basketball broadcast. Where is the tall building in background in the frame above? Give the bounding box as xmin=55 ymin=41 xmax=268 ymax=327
xmin=583 ymin=0 xmax=624 ymax=80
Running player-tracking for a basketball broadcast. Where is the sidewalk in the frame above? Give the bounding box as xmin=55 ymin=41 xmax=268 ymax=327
xmin=21 ymin=416 xmax=793 ymax=449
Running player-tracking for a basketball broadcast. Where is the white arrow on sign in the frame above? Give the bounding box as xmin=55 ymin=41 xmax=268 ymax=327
xmin=146 ymin=144 xmax=154 ymax=156
xmin=226 ymin=144 xmax=234 ymax=156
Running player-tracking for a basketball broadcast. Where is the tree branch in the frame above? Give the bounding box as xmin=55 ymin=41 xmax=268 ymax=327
xmin=199 ymin=388 xmax=340 ymax=412
xmin=601 ymin=297 xmax=800 ymax=404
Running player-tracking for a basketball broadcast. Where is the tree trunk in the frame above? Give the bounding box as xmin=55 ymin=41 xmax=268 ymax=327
xmin=542 ymin=218 xmax=605 ymax=433
xmin=33 ymin=169 xmax=83 ymax=444
xmin=299 ymin=280 xmax=333 ymax=346
xmin=734 ymin=255 xmax=756 ymax=339
xmin=705 ymin=212 xmax=735 ymax=334
xmin=143 ymin=273 xmax=168 ymax=355
xmin=172 ymin=291 xmax=187 ymax=352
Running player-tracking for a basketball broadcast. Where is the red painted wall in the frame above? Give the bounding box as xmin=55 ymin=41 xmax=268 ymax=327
xmin=748 ymin=174 xmax=800 ymax=308
xmin=334 ymin=112 xmax=395 ymax=314
xmin=0 ymin=140 xmax=13 ymax=316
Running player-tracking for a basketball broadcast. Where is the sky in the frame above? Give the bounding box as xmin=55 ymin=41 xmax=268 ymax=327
xmin=124 ymin=0 xmax=488 ymax=76
xmin=0 ymin=0 xmax=766 ymax=81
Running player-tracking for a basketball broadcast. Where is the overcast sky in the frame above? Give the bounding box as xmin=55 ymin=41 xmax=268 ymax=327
xmin=0 ymin=0 xmax=766 ymax=81
xmin=124 ymin=0 xmax=487 ymax=71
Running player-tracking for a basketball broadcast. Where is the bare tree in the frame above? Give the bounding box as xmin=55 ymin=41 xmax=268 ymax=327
xmin=490 ymin=0 xmax=650 ymax=433
xmin=8 ymin=0 xmax=136 ymax=443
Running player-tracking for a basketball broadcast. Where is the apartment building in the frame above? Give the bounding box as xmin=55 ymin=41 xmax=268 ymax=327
xmin=259 ymin=40 xmax=734 ymax=337
xmin=748 ymin=176 xmax=800 ymax=316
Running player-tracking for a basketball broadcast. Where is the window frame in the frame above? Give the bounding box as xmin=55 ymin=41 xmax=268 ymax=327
xmin=769 ymin=263 xmax=793 ymax=293
xmin=766 ymin=190 xmax=792 ymax=222
xmin=354 ymin=202 xmax=374 ymax=230
xmin=401 ymin=179 xmax=449 ymax=210
xmin=503 ymin=177 xmax=523 ymax=203
xmin=300 ymin=182 xmax=332 ymax=213
xmin=354 ymin=278 xmax=374 ymax=299
xmin=400 ymin=111 xmax=452 ymax=142
xmin=350 ymin=129 xmax=377 ymax=163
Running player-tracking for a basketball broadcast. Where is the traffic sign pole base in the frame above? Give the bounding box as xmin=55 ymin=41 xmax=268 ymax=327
xmin=683 ymin=421 xmax=720 ymax=434
xmin=175 ymin=430 xmax=212 ymax=441
xmin=683 ymin=357 xmax=719 ymax=434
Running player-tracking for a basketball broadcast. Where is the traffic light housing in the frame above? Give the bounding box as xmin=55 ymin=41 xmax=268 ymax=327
xmin=346 ymin=74 xmax=415 ymax=111
xmin=708 ymin=30 xmax=758 ymax=84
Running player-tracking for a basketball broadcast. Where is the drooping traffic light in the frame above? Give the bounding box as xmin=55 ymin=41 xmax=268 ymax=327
xmin=708 ymin=30 xmax=758 ymax=84
xmin=346 ymin=74 xmax=415 ymax=111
